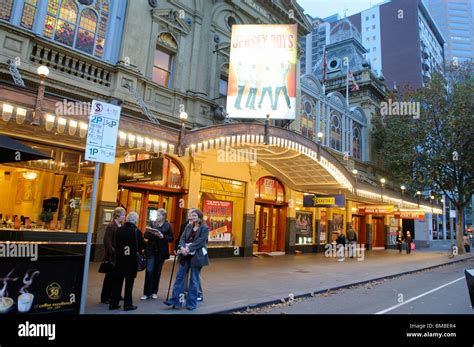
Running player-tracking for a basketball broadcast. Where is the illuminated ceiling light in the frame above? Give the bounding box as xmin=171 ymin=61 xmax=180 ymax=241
xmin=15 ymin=108 xmax=27 ymax=124
xmin=79 ymin=122 xmax=88 ymax=138
xmin=136 ymin=136 xmax=144 ymax=149
xmin=57 ymin=117 xmax=67 ymax=133
xmin=119 ymin=131 xmax=127 ymax=146
xmin=128 ymin=134 xmax=135 ymax=148
xmin=45 ymin=114 xmax=55 ymax=131
xmin=2 ymin=104 xmax=13 ymax=122
xmin=145 ymin=138 xmax=152 ymax=151
xmin=22 ymin=171 xmax=38 ymax=180
xmin=69 ymin=120 xmax=78 ymax=136
xmin=153 ymin=140 xmax=160 ymax=153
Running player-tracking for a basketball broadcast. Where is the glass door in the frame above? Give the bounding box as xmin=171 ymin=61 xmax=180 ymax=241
xmin=255 ymin=204 xmax=273 ymax=252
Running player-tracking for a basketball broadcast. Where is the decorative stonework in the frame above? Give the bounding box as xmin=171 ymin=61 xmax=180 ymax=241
xmin=152 ymin=9 xmax=191 ymax=36
xmin=158 ymin=32 xmax=178 ymax=51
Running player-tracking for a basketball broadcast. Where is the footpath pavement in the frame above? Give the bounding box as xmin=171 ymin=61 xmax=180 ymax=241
xmin=85 ymin=249 xmax=474 ymax=315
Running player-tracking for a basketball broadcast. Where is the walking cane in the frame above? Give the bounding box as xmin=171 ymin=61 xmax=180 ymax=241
xmin=166 ymin=251 xmax=178 ymax=301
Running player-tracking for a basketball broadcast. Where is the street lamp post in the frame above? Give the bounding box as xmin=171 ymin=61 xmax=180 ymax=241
xmin=32 ymin=65 xmax=50 ymax=126
xmin=400 ymin=185 xmax=406 ymax=210
xmin=264 ymin=114 xmax=270 ymax=145
xmin=317 ymin=132 xmax=323 ymax=160
xmin=380 ymin=178 xmax=386 ymax=202
xmin=352 ymin=169 xmax=358 ymax=196
xmin=416 ymin=191 xmax=421 ymax=208
xmin=177 ymin=110 xmax=188 ymax=156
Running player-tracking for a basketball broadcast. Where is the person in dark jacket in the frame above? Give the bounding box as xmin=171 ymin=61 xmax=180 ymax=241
xmin=141 ymin=208 xmax=173 ymax=300
xmin=175 ymin=208 xmax=204 ymax=302
xmin=100 ymin=207 xmax=125 ymax=304
xmin=396 ymin=230 xmax=403 ymax=253
xmin=109 ymin=212 xmax=145 ymax=311
xmin=164 ymin=209 xmax=209 ymax=310
xmin=336 ymin=230 xmax=346 ymax=262
xmin=404 ymin=230 xmax=413 ymax=254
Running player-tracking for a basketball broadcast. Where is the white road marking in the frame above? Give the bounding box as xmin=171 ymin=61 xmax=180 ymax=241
xmin=375 ymin=276 xmax=465 ymax=314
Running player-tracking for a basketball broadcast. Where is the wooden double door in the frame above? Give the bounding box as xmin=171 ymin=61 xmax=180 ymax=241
xmin=254 ymin=204 xmax=286 ymax=252
xmin=119 ymin=187 xmax=180 ymax=236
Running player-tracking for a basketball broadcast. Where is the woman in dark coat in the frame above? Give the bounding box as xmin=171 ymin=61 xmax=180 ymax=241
xmin=404 ymin=230 xmax=413 ymax=254
xmin=164 ymin=209 xmax=209 ymax=310
xmin=100 ymin=207 xmax=125 ymax=304
xmin=109 ymin=211 xmax=145 ymax=311
xmin=141 ymin=208 xmax=173 ymax=300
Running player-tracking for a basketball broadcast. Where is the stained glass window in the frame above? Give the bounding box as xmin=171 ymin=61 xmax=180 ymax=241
xmin=43 ymin=0 xmax=110 ymax=58
xmin=76 ymin=9 xmax=97 ymax=54
xmin=330 ymin=114 xmax=342 ymax=151
xmin=353 ymin=124 xmax=362 ymax=160
xmin=21 ymin=0 xmax=38 ymax=30
xmin=54 ymin=0 xmax=78 ymax=46
xmin=0 ymin=0 xmax=14 ymax=21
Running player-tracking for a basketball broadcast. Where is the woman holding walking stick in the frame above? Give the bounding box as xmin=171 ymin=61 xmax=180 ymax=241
xmin=164 ymin=209 xmax=209 ymax=310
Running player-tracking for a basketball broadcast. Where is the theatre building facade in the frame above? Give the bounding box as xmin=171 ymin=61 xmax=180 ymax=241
xmin=0 ymin=0 xmax=439 ymax=259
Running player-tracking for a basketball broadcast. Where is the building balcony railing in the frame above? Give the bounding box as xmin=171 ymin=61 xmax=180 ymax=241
xmin=29 ymin=40 xmax=112 ymax=87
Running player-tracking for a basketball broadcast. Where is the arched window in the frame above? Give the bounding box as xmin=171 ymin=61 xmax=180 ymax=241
xmin=0 ymin=0 xmax=14 ymax=21
xmin=330 ymin=113 xmax=342 ymax=151
xmin=21 ymin=0 xmax=38 ymax=29
xmin=76 ymin=8 xmax=97 ymax=54
xmin=353 ymin=124 xmax=362 ymax=160
xmin=43 ymin=0 xmax=109 ymax=58
xmin=255 ymin=177 xmax=285 ymax=203
xmin=301 ymin=99 xmax=314 ymax=140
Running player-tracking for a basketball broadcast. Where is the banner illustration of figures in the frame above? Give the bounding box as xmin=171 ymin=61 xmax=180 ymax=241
xmin=203 ymin=200 xmax=233 ymax=242
xmin=226 ymin=24 xmax=297 ymax=119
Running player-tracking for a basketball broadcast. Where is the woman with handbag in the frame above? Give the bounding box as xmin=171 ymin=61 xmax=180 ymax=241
xmin=164 ymin=209 xmax=209 ymax=311
xmin=109 ymin=211 xmax=145 ymax=311
xmin=100 ymin=207 xmax=125 ymax=304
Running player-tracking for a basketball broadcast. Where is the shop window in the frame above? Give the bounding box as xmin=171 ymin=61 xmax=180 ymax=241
xmin=21 ymin=0 xmax=38 ymax=29
xmin=353 ymin=124 xmax=362 ymax=160
xmin=200 ymin=175 xmax=246 ymax=247
xmin=330 ymin=113 xmax=342 ymax=151
xmin=43 ymin=0 xmax=109 ymax=59
xmin=255 ymin=177 xmax=285 ymax=203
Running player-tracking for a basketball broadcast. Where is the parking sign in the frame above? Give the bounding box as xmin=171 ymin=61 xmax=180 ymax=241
xmin=85 ymin=100 xmax=121 ymax=164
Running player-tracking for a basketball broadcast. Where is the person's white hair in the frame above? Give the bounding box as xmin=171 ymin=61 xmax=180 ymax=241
xmin=126 ymin=211 xmax=139 ymax=225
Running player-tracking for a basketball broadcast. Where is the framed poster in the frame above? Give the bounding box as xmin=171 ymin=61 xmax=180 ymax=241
xmin=203 ymin=200 xmax=233 ymax=242
xmin=320 ymin=211 xmax=327 ymax=244
xmin=296 ymin=211 xmax=313 ymax=244
xmin=332 ymin=214 xmax=344 ymax=241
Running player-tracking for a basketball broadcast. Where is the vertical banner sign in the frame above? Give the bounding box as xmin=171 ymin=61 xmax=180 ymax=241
xmin=203 ymin=200 xmax=233 ymax=242
xmin=85 ymin=100 xmax=121 ymax=164
xmin=227 ymin=24 xmax=297 ymax=119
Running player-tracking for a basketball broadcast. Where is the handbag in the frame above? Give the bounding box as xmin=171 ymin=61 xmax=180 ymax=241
xmin=136 ymin=253 xmax=147 ymax=272
xmin=135 ymin=228 xmax=147 ymax=272
xmin=411 ymin=242 xmax=415 ymax=251
xmin=98 ymin=260 xmax=114 ymax=274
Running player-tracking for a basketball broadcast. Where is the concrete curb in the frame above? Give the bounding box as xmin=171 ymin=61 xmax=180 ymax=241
xmin=216 ymin=254 xmax=474 ymax=314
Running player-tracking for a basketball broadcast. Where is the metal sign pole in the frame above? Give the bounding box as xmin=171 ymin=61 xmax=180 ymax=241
xmin=80 ymin=161 xmax=101 ymax=314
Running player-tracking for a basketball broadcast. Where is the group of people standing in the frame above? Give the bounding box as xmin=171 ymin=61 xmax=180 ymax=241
xmin=396 ymin=230 xmax=413 ymax=254
xmin=100 ymin=206 xmax=209 ymax=311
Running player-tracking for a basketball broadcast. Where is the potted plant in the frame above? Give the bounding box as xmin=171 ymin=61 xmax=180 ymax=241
xmin=39 ymin=210 xmax=54 ymax=229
